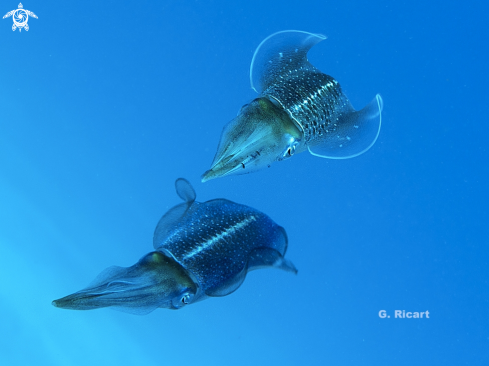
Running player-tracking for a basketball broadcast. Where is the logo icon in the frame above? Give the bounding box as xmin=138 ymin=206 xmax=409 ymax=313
xmin=3 ymin=3 xmax=37 ymax=32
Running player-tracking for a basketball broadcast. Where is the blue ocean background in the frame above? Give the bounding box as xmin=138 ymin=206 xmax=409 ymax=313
xmin=1 ymin=0 xmax=488 ymax=365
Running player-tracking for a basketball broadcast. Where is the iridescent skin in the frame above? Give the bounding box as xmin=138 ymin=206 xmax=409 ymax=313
xmin=52 ymin=179 xmax=296 ymax=315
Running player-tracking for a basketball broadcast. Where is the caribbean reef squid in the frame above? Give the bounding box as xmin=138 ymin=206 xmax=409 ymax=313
xmin=52 ymin=179 xmax=297 ymax=315
xmin=202 ymin=30 xmax=383 ymax=182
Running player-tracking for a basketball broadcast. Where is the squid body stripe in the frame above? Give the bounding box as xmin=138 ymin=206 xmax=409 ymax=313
xmin=182 ymin=215 xmax=257 ymax=260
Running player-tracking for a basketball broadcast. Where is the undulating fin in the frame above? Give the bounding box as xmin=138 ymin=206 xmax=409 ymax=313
xmin=247 ymin=226 xmax=296 ymax=273
xmin=205 ymin=265 xmax=248 ymax=297
xmin=175 ymin=178 xmax=196 ymax=203
xmin=307 ymin=94 xmax=383 ymax=159
xmin=250 ymin=30 xmax=326 ymax=94
xmin=248 ymin=247 xmax=298 ymax=274
xmin=153 ymin=178 xmax=197 ymax=248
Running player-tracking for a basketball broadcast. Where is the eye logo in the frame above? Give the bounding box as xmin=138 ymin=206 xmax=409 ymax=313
xmin=3 ymin=3 xmax=37 ymax=32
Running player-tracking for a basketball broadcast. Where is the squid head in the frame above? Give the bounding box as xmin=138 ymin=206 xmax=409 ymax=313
xmin=52 ymin=251 xmax=198 ymax=314
xmin=202 ymin=97 xmax=303 ymax=182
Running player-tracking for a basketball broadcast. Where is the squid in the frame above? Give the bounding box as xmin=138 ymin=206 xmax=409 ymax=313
xmin=202 ymin=30 xmax=383 ymax=182
xmin=52 ymin=179 xmax=297 ymax=315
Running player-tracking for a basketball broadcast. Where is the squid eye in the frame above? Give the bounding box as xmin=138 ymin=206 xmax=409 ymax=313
xmin=280 ymin=134 xmax=300 ymax=160
xmin=172 ymin=291 xmax=194 ymax=309
xmin=281 ymin=142 xmax=299 ymax=159
xmin=181 ymin=294 xmax=192 ymax=304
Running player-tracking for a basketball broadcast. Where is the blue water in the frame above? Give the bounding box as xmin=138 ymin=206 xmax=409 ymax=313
xmin=1 ymin=0 xmax=488 ymax=365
